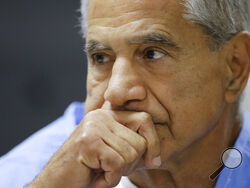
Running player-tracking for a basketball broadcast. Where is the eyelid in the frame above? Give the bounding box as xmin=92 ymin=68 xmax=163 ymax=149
xmin=143 ymin=47 xmax=170 ymax=58
xmin=92 ymin=52 xmax=109 ymax=59
xmin=89 ymin=51 xmax=107 ymax=57
xmin=146 ymin=46 xmax=167 ymax=52
xmin=90 ymin=52 xmax=115 ymax=65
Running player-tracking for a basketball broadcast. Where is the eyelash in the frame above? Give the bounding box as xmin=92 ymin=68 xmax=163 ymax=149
xmin=143 ymin=48 xmax=168 ymax=60
xmin=89 ymin=47 xmax=169 ymax=65
xmin=90 ymin=53 xmax=111 ymax=65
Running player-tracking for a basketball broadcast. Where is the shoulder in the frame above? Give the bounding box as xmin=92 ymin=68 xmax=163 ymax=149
xmin=215 ymin=111 xmax=250 ymax=188
xmin=0 ymin=102 xmax=85 ymax=188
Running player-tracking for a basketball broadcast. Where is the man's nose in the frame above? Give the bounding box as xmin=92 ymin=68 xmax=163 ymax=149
xmin=104 ymin=57 xmax=146 ymax=107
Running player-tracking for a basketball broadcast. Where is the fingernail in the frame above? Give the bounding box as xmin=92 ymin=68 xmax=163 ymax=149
xmin=152 ymin=156 xmax=161 ymax=167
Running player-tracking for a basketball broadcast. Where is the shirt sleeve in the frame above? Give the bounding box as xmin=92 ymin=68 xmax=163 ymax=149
xmin=0 ymin=103 xmax=78 ymax=188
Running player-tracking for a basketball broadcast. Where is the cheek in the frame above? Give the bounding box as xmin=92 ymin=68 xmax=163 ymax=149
xmin=168 ymin=67 xmax=225 ymax=140
xmin=152 ymin=61 xmax=225 ymax=150
xmin=151 ymin=64 xmax=226 ymax=161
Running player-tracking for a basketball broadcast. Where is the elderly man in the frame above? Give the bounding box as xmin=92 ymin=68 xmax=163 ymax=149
xmin=0 ymin=0 xmax=250 ymax=187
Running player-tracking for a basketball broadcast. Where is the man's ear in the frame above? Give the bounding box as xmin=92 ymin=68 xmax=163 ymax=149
xmin=223 ymin=32 xmax=250 ymax=103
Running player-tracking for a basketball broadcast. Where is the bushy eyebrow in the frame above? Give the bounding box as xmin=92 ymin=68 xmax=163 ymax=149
xmin=128 ymin=32 xmax=180 ymax=50
xmin=85 ymin=32 xmax=180 ymax=54
xmin=85 ymin=40 xmax=111 ymax=54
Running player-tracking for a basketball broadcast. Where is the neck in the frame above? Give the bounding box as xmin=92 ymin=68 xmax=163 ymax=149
xmin=129 ymin=103 xmax=242 ymax=188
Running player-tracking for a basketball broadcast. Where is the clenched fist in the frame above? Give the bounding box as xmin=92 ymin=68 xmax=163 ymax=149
xmin=26 ymin=109 xmax=161 ymax=188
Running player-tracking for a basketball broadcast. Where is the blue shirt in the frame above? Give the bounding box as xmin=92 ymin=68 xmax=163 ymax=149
xmin=0 ymin=102 xmax=249 ymax=187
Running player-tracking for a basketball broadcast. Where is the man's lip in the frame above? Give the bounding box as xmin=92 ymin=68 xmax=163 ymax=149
xmin=154 ymin=122 xmax=168 ymax=127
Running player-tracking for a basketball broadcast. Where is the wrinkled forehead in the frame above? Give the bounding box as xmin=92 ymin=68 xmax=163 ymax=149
xmin=88 ymin=0 xmax=185 ymax=26
xmin=86 ymin=0 xmax=207 ymax=51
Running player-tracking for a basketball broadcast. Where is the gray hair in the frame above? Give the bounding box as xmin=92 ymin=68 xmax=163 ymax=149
xmin=80 ymin=0 xmax=250 ymax=49
xmin=80 ymin=0 xmax=90 ymax=39
xmin=184 ymin=0 xmax=250 ymax=50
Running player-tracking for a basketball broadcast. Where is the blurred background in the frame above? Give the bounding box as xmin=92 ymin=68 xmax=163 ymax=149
xmin=0 ymin=0 xmax=87 ymax=156
xmin=0 ymin=1 xmax=250 ymax=156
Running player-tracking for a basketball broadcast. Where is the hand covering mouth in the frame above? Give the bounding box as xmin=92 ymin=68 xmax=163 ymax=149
xmin=102 ymin=101 xmax=170 ymax=126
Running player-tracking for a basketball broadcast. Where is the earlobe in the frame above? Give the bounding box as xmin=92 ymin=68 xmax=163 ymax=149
xmin=224 ymin=32 xmax=250 ymax=103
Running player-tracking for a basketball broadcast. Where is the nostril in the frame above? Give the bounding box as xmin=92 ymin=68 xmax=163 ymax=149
xmin=125 ymin=99 xmax=141 ymax=106
xmin=104 ymin=84 xmax=147 ymax=108
xmin=127 ymin=85 xmax=147 ymax=101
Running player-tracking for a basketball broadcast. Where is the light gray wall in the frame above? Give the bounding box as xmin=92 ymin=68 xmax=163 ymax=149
xmin=241 ymin=81 xmax=250 ymax=113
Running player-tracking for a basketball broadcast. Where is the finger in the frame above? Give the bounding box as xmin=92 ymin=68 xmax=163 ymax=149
xmin=94 ymin=171 xmax=121 ymax=188
xmin=110 ymin=111 xmax=161 ymax=168
xmin=94 ymin=175 xmax=110 ymax=188
xmin=80 ymin=137 xmax=124 ymax=187
xmin=104 ymin=118 xmax=147 ymax=157
xmin=96 ymin=141 xmax=124 ymax=188
xmin=85 ymin=110 xmax=146 ymax=158
xmin=97 ymin=124 xmax=140 ymax=165
xmin=138 ymin=120 xmax=161 ymax=168
xmin=79 ymin=135 xmax=103 ymax=169
xmin=81 ymin=116 xmax=144 ymax=175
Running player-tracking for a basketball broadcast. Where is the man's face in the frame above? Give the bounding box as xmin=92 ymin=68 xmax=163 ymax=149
xmin=85 ymin=0 xmax=227 ymax=168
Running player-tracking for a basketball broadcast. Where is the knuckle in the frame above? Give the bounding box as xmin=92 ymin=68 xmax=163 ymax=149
xmin=78 ymin=136 xmax=101 ymax=157
xmin=138 ymin=123 xmax=147 ymax=135
xmin=139 ymin=112 xmax=152 ymax=123
xmin=77 ymin=136 xmax=88 ymax=146
xmin=114 ymin=155 xmax=125 ymax=170
xmin=100 ymin=152 xmax=125 ymax=173
xmin=125 ymin=148 xmax=139 ymax=164
xmin=83 ymin=120 xmax=96 ymax=128
xmin=81 ymin=121 xmax=98 ymax=134
xmin=78 ymin=125 xmax=100 ymax=145
xmin=140 ymin=112 xmax=152 ymax=129
xmin=78 ymin=132 xmax=94 ymax=146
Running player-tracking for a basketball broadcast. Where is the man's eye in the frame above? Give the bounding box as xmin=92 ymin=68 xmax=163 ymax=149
xmin=144 ymin=49 xmax=165 ymax=60
xmin=92 ymin=54 xmax=110 ymax=64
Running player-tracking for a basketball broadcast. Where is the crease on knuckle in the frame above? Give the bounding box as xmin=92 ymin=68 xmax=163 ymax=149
xmin=81 ymin=119 xmax=98 ymax=132
xmin=99 ymin=152 xmax=124 ymax=174
xmin=138 ymin=114 xmax=152 ymax=132
xmin=78 ymin=125 xmax=100 ymax=147
xmin=124 ymin=147 xmax=139 ymax=164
